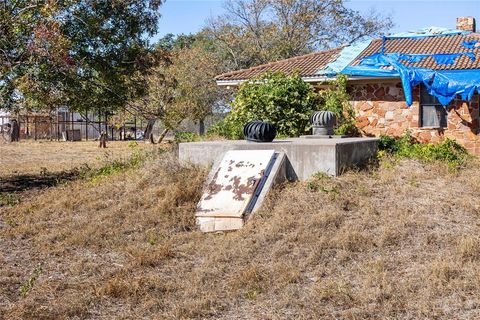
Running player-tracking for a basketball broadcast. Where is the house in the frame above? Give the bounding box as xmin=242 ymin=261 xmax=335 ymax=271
xmin=215 ymin=17 xmax=480 ymax=154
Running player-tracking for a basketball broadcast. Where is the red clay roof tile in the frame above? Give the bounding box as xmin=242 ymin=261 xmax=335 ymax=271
xmin=215 ymin=48 xmax=343 ymax=81
xmin=352 ymin=33 xmax=480 ymax=70
xmin=216 ymin=33 xmax=480 ymax=82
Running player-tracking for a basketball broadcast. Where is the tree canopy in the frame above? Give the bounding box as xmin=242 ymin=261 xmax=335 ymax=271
xmin=1 ymin=0 xmax=392 ymax=139
xmin=204 ymin=0 xmax=392 ymax=69
xmin=0 ymin=0 xmax=163 ymax=112
xmin=129 ymin=38 xmax=227 ymax=140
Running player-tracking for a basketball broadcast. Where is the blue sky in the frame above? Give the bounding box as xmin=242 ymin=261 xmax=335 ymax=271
xmin=155 ymin=0 xmax=480 ymax=41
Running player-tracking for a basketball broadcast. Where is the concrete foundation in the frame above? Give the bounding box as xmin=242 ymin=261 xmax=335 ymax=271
xmin=179 ymin=137 xmax=379 ymax=180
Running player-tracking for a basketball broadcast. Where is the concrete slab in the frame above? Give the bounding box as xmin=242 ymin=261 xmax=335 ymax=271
xmin=196 ymin=216 xmax=244 ymax=232
xmin=179 ymin=137 xmax=378 ymax=180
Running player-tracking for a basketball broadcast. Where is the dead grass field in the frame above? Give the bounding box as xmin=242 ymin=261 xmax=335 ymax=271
xmin=2 ymin=150 xmax=480 ymax=319
xmin=0 ymin=140 xmax=154 ymax=177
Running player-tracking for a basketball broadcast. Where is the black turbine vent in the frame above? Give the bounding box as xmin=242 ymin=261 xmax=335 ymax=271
xmin=243 ymin=120 xmax=277 ymax=142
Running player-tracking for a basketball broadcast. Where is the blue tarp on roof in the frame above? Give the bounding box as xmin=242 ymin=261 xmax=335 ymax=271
xmin=317 ymin=39 xmax=372 ymax=76
xmin=386 ymin=26 xmax=468 ymax=38
xmin=340 ymin=29 xmax=480 ymax=107
xmin=343 ymin=56 xmax=480 ymax=106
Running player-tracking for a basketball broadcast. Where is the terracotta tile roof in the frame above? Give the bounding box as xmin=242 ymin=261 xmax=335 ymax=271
xmin=215 ymin=47 xmax=343 ymax=81
xmin=352 ymin=33 xmax=480 ymax=70
xmin=216 ymin=33 xmax=480 ymax=82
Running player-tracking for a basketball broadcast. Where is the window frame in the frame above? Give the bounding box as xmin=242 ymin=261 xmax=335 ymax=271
xmin=419 ymin=85 xmax=448 ymax=129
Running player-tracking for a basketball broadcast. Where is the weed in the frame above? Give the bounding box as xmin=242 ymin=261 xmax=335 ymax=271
xmin=80 ymin=147 xmax=154 ymax=183
xmin=307 ymin=173 xmax=340 ymax=196
xmin=39 ymin=167 xmax=48 ymax=176
xmin=0 ymin=193 xmax=20 ymax=207
xmin=378 ymin=132 xmax=469 ymax=168
xmin=174 ymin=131 xmax=201 ymax=143
xmin=315 ymin=280 xmax=354 ymax=305
xmin=19 ymin=266 xmax=42 ymax=298
xmin=4 ymin=216 xmax=17 ymax=226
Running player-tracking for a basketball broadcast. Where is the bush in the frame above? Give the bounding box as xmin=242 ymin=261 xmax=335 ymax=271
xmin=206 ymin=119 xmax=243 ymax=139
xmin=212 ymin=73 xmax=359 ymax=140
xmin=222 ymin=72 xmax=319 ymax=138
xmin=378 ymin=132 xmax=469 ymax=167
xmin=174 ymin=131 xmax=201 ymax=143
xmin=318 ymin=75 xmax=359 ymax=136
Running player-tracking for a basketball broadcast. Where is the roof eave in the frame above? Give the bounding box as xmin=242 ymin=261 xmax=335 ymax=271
xmin=216 ymin=75 xmax=401 ymax=86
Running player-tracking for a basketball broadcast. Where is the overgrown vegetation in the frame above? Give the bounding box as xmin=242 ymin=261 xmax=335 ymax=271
xmin=211 ymin=72 xmax=318 ymax=138
xmin=77 ymin=142 xmax=150 ymax=183
xmin=2 ymin=149 xmax=480 ymax=318
xmin=378 ymin=132 xmax=469 ymax=168
xmin=209 ymin=73 xmax=358 ymax=139
xmin=0 ymin=193 xmax=20 ymax=207
xmin=319 ymin=75 xmax=360 ymax=136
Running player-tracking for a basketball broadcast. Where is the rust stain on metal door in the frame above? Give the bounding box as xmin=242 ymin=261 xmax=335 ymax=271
xmin=196 ymin=150 xmax=275 ymax=218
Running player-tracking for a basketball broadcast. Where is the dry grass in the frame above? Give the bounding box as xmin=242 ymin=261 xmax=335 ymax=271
xmin=2 ymin=151 xmax=480 ymax=319
xmin=0 ymin=140 xmax=154 ymax=177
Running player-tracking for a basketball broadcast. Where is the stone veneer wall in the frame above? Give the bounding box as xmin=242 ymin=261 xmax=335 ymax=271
xmin=348 ymin=80 xmax=480 ymax=155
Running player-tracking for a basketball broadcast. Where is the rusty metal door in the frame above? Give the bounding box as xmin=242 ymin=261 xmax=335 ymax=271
xmin=195 ymin=149 xmax=275 ymax=231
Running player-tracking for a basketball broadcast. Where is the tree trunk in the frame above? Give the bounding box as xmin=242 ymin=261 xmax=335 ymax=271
xmin=199 ymin=119 xmax=205 ymax=136
xmin=8 ymin=119 xmax=20 ymax=142
xmin=155 ymin=119 xmax=183 ymax=144
xmin=155 ymin=128 xmax=170 ymax=144
xmin=144 ymin=119 xmax=156 ymax=143
xmin=99 ymin=132 xmax=107 ymax=148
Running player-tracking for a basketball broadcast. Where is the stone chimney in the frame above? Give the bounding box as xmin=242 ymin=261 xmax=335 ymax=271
xmin=456 ymin=16 xmax=476 ymax=32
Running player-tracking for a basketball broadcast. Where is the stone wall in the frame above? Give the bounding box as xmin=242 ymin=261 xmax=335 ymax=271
xmin=348 ymin=80 xmax=480 ymax=154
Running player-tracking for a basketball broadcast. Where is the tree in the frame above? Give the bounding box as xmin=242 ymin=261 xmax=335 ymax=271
xmin=127 ymin=54 xmax=177 ymax=142
xmin=169 ymin=45 xmax=226 ymax=135
xmin=130 ymin=42 xmax=226 ymax=141
xmin=0 ymin=1 xmax=163 ymax=115
xmin=204 ymin=0 xmax=392 ymax=69
xmin=157 ymin=33 xmax=198 ymax=51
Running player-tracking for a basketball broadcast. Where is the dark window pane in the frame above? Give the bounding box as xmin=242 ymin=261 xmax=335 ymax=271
xmin=422 ymin=105 xmax=447 ymax=127
xmin=420 ymin=85 xmax=441 ymax=105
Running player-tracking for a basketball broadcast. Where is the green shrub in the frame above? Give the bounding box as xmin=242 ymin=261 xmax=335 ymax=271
xmin=223 ymin=71 xmax=319 ymax=138
xmin=174 ymin=131 xmax=201 ymax=143
xmin=0 ymin=193 xmax=20 ymax=207
xmin=319 ymin=75 xmax=360 ymax=137
xmin=378 ymin=132 xmax=469 ymax=167
xmin=378 ymin=135 xmax=400 ymax=154
xmin=212 ymin=73 xmax=359 ymax=139
xmin=207 ymin=119 xmax=243 ymax=139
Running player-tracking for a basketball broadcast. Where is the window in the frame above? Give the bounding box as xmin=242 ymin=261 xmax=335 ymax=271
xmin=420 ymin=85 xmax=447 ymax=128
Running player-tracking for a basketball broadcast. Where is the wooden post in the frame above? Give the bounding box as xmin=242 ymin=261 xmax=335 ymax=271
xmin=25 ymin=116 xmax=29 ymax=138
xmin=99 ymin=131 xmax=107 ymax=148
xmin=50 ymin=110 xmax=53 ymax=141
xmin=56 ymin=108 xmax=59 ymax=141
xmin=104 ymin=112 xmax=108 ymax=140
xmin=134 ymin=116 xmax=137 ymax=140
xmin=85 ymin=110 xmax=89 ymax=141
xmin=98 ymin=109 xmax=101 ymax=136
xmin=34 ymin=116 xmax=37 ymax=140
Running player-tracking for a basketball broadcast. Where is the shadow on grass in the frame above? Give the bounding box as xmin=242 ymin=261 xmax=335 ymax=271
xmin=0 ymin=171 xmax=79 ymax=194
